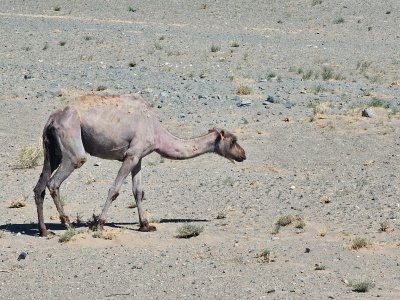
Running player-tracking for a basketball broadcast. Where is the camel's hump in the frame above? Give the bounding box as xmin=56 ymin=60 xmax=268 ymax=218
xmin=68 ymin=93 xmax=149 ymax=110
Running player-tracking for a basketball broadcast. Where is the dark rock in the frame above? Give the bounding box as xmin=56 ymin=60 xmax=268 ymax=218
xmin=362 ymin=107 xmax=377 ymax=118
xmin=17 ymin=252 xmax=27 ymax=261
xmin=266 ymin=95 xmax=275 ymax=103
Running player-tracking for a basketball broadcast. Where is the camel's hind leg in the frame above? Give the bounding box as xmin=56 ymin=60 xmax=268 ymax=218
xmin=47 ymin=121 xmax=86 ymax=228
xmin=94 ymin=155 xmax=139 ymax=230
xmin=131 ymin=160 xmax=156 ymax=232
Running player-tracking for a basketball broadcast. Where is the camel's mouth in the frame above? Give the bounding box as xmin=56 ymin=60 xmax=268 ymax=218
xmin=234 ymin=152 xmax=246 ymax=162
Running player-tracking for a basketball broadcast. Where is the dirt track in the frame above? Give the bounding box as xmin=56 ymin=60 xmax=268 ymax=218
xmin=1 ymin=1 xmax=400 ymax=299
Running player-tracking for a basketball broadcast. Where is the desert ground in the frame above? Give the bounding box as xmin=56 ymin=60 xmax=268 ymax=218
xmin=1 ymin=0 xmax=400 ymax=299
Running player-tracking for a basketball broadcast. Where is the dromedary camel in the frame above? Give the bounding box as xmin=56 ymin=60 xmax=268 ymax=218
xmin=34 ymin=93 xmax=246 ymax=236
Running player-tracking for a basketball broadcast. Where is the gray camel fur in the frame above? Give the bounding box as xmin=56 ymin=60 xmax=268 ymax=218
xmin=34 ymin=93 xmax=246 ymax=236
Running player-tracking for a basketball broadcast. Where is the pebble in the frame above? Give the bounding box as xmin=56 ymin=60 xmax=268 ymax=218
xmin=362 ymin=107 xmax=377 ymax=118
xmin=237 ymin=98 xmax=252 ymax=107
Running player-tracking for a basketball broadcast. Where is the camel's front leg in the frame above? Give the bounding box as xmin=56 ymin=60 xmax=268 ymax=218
xmin=131 ymin=159 xmax=156 ymax=232
xmin=94 ymin=155 xmax=139 ymax=230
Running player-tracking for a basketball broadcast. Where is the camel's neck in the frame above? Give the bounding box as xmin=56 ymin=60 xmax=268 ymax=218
xmin=153 ymin=122 xmax=217 ymax=160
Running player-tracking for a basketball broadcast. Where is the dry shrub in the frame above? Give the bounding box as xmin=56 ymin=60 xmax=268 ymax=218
xmin=16 ymin=140 xmax=43 ymax=168
xmin=236 ymin=84 xmax=252 ymax=95
xmin=256 ymin=248 xmax=276 ymax=263
xmin=92 ymin=230 xmax=116 ymax=240
xmin=10 ymin=196 xmax=28 ymax=208
xmin=351 ymin=237 xmax=368 ymax=250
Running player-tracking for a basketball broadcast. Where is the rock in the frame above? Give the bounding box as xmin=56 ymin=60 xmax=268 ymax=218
xmin=24 ymin=74 xmax=32 ymax=79
xmin=45 ymin=84 xmax=62 ymax=97
xmin=266 ymin=95 xmax=275 ymax=103
xmin=362 ymin=107 xmax=377 ymax=118
xmin=237 ymin=98 xmax=252 ymax=107
xmin=160 ymin=91 xmax=170 ymax=98
xmin=17 ymin=252 xmax=27 ymax=261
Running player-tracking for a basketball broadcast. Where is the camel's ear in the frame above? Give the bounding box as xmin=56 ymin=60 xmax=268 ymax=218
xmin=210 ymin=128 xmax=225 ymax=140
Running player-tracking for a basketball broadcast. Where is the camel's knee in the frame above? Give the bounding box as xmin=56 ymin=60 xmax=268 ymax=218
xmin=73 ymin=156 xmax=87 ymax=169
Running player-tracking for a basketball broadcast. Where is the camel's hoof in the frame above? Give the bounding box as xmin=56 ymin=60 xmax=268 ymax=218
xmin=139 ymin=225 xmax=157 ymax=232
xmin=40 ymin=229 xmax=55 ymax=238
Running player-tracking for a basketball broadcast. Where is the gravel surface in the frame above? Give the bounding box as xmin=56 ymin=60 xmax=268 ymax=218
xmin=1 ymin=1 xmax=400 ymax=299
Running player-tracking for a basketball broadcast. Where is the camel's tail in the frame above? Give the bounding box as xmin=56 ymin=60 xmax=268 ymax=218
xmin=33 ymin=117 xmax=62 ymax=206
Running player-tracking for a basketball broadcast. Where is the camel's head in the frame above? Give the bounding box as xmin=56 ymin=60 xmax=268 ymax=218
xmin=211 ymin=128 xmax=246 ymax=162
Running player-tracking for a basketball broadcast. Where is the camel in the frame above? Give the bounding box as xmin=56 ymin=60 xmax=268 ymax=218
xmin=33 ymin=93 xmax=246 ymax=236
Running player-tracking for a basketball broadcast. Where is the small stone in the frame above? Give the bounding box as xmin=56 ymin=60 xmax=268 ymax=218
xmin=45 ymin=84 xmax=62 ymax=97
xmin=17 ymin=252 xmax=27 ymax=261
xmin=237 ymin=98 xmax=252 ymax=107
xmin=362 ymin=107 xmax=377 ymax=118
xmin=266 ymin=95 xmax=275 ymax=103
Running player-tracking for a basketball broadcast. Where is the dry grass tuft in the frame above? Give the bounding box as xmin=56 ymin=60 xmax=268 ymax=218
xmin=236 ymin=84 xmax=252 ymax=95
xmin=256 ymin=248 xmax=276 ymax=263
xmin=16 ymin=140 xmax=43 ymax=168
xmin=176 ymin=223 xmax=204 ymax=238
xmin=10 ymin=196 xmax=28 ymax=208
xmin=351 ymin=237 xmax=368 ymax=250
xmin=92 ymin=230 xmax=116 ymax=240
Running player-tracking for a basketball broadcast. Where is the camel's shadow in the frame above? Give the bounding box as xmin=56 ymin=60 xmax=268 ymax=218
xmin=0 ymin=218 xmax=209 ymax=237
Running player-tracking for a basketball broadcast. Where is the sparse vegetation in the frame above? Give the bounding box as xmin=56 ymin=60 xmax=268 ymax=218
xmin=59 ymin=228 xmax=77 ymax=243
xmin=302 ymin=70 xmax=313 ymax=80
xmin=236 ymin=84 xmax=252 ymax=95
xmin=52 ymin=5 xmax=61 ymax=11
xmin=357 ymin=61 xmax=372 ymax=72
xmin=257 ymin=248 xmax=275 ymax=263
xmin=314 ymin=264 xmax=326 ymax=270
xmin=128 ymin=60 xmax=137 ymax=67
xmin=43 ymin=42 xmax=49 ymax=50
xmin=176 ymin=223 xmax=204 ymax=238
xmin=311 ymin=84 xmax=326 ymax=94
xmin=92 ymin=230 xmax=116 ymax=240
xmin=333 ymin=17 xmax=345 ymax=24
xmin=84 ymin=36 xmax=93 ymax=41
xmin=211 ymin=44 xmax=220 ymax=52
xmin=368 ymin=97 xmax=389 ymax=108
xmin=347 ymin=280 xmax=374 ymax=293
xmin=312 ymin=0 xmax=322 ymax=5
xmin=351 ymin=237 xmax=368 ymax=250
xmin=127 ymin=201 xmax=137 ymax=209
xmin=322 ymin=66 xmax=334 ymax=81
xmin=223 ymin=177 xmax=236 ymax=186
xmin=379 ymin=220 xmax=389 ymax=232
xmin=97 ymin=85 xmax=107 ymax=91
xmin=230 ymin=41 xmax=240 ymax=48
xmin=148 ymin=217 xmax=160 ymax=224
xmin=10 ymin=196 xmax=28 ymax=208
xmin=59 ymin=41 xmax=66 ymax=46
xmin=276 ymin=214 xmax=295 ymax=227
xmin=273 ymin=215 xmax=305 ymax=233
xmin=16 ymin=140 xmax=43 ymax=168
xmin=217 ymin=211 xmax=227 ymax=219
xmin=295 ymin=219 xmax=306 ymax=229
xmin=128 ymin=6 xmax=136 ymax=12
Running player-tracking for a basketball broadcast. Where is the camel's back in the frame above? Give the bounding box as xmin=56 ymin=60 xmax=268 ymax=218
xmin=64 ymin=93 xmax=157 ymax=159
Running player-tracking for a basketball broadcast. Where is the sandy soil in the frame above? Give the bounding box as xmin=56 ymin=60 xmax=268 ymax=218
xmin=1 ymin=1 xmax=400 ymax=299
